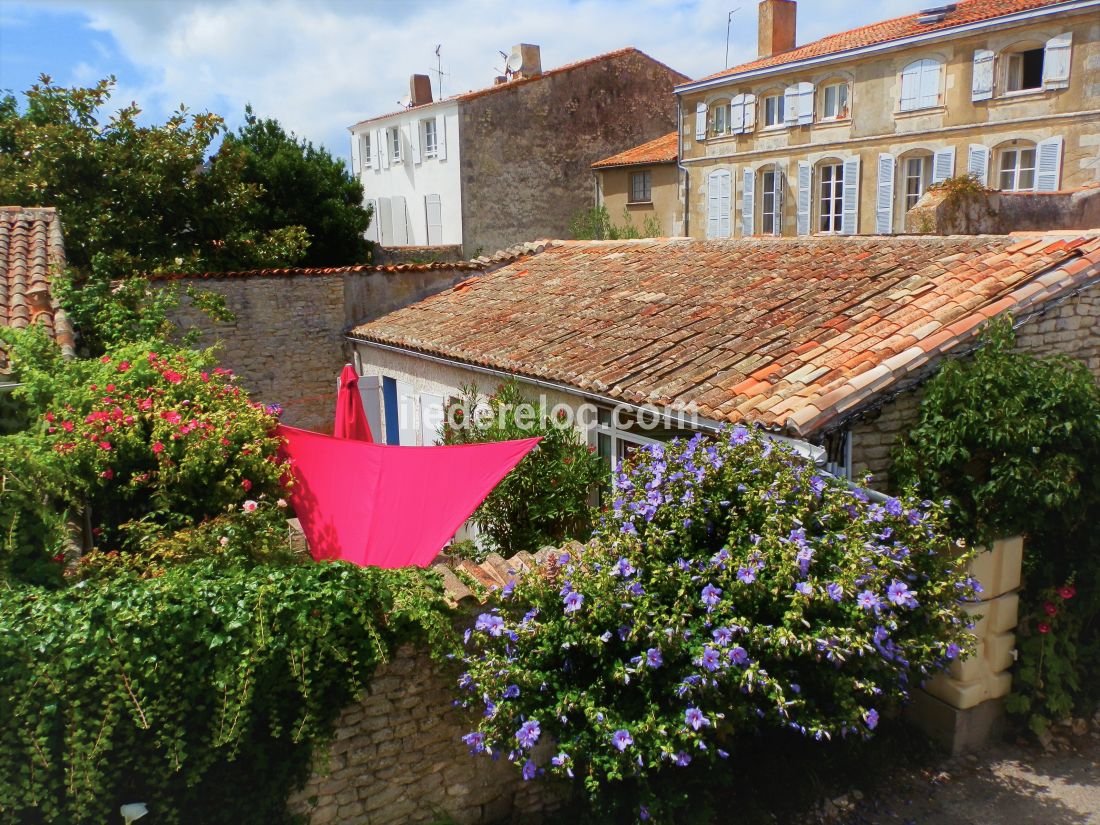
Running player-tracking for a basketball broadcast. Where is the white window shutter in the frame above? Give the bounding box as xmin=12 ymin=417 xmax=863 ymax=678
xmin=729 ymin=95 xmax=744 ymax=133
xmin=1043 ymin=33 xmax=1072 ymax=89
xmin=931 ymin=147 xmax=955 ymax=184
xmin=900 ymin=64 xmax=919 ymax=111
xmin=696 ymin=102 xmax=708 ymax=141
xmin=410 ymin=122 xmax=422 ymax=165
xmin=875 ymin=154 xmax=895 ymax=235
xmin=435 ymin=115 xmax=447 ymax=160
xmin=972 ymin=50 xmax=995 ymax=101
xmin=364 ymin=198 xmax=379 ymax=243
xmin=719 ymin=170 xmax=732 ymax=238
xmin=419 ymin=393 xmax=444 ymax=446
xmin=396 ymin=381 xmax=418 ymax=446
xmin=918 ymin=61 xmax=941 ymax=108
xmin=784 ymin=85 xmax=799 ymax=126
xmin=967 ymin=144 xmax=990 ymax=186
xmin=797 ymin=82 xmax=815 ymax=125
xmin=350 ymin=132 xmax=361 ymax=176
xmin=706 ymin=171 xmax=721 ymax=238
xmin=841 ymin=155 xmax=861 ymax=236
xmin=379 ymin=129 xmax=389 ymax=169
xmin=796 ymin=161 xmax=811 ymax=236
xmin=773 ymin=163 xmax=785 ymax=235
xmin=358 ymin=375 xmax=383 ymax=439
xmin=370 ymin=130 xmax=380 ymax=169
xmin=742 ymin=167 xmax=755 ymax=237
xmin=742 ymin=93 xmax=757 ymax=133
xmin=425 ymin=193 xmax=443 ymax=244
xmin=377 ymin=196 xmax=393 ymax=244
xmin=1035 ymin=136 xmax=1064 ymax=191
xmin=390 ymin=195 xmax=409 ymax=244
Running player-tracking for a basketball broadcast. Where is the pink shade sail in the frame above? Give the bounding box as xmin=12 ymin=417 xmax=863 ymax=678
xmin=277 ymin=424 xmax=540 ymax=568
xmin=334 ymin=364 xmax=373 ymax=441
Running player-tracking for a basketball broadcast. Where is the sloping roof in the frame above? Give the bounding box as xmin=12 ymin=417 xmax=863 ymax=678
xmin=592 ymin=132 xmax=678 ymax=169
xmin=350 ymin=48 xmax=688 ymax=129
xmin=0 ymin=206 xmax=75 ymax=362
xmin=697 ymin=0 xmax=1072 ymax=83
xmin=350 ymin=232 xmax=1100 ymax=436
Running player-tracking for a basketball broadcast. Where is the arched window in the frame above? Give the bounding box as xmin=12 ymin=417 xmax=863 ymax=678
xmin=711 ymin=100 xmax=730 ymax=136
xmin=899 ymin=59 xmax=942 ymax=111
xmin=995 ymin=140 xmax=1038 ymax=191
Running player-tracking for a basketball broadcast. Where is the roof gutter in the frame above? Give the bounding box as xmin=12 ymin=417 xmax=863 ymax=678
xmin=346 ymin=334 xmax=827 ymax=466
xmin=674 ymin=0 xmax=1100 ymax=95
xmin=676 ymin=96 xmax=690 ymax=238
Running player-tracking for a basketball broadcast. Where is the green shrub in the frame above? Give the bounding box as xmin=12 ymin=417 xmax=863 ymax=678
xmin=457 ymin=426 xmax=977 ymax=821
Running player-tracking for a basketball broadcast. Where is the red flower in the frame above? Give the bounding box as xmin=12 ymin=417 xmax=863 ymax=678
xmin=160 ymin=410 xmax=181 ymax=424
xmin=106 ymin=384 xmax=115 ymax=393
xmin=1058 ymin=585 xmax=1076 ymax=600
xmin=62 ymin=421 xmax=74 ymax=432
xmin=1043 ymin=602 xmax=1058 ymax=617
xmin=152 ymin=442 xmax=165 ymax=454
xmin=1037 ymin=621 xmax=1051 ymax=634
xmin=118 ymin=361 xmax=131 ymax=372
xmin=162 ymin=370 xmax=184 ymax=384
xmin=101 ymin=467 xmax=114 ymax=480
xmin=100 ymin=355 xmax=111 ymax=364
xmin=44 ymin=411 xmax=55 ymax=422
xmin=53 ymin=552 xmax=66 ymax=563
xmin=99 ymin=441 xmax=112 ymax=451
xmin=241 ymin=479 xmax=252 ymax=492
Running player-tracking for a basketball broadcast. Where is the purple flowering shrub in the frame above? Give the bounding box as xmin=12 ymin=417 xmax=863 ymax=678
xmin=458 ymin=426 xmax=978 ymax=817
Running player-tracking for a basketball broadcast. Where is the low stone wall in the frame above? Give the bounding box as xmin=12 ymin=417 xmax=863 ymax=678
xmin=372 ymin=244 xmax=465 ymax=265
xmin=288 ymin=643 xmax=566 ymax=825
xmin=906 ymin=185 xmax=1100 ymax=235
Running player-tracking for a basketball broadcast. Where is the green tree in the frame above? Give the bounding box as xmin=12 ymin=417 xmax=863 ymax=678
xmin=221 ymin=106 xmax=371 ymax=267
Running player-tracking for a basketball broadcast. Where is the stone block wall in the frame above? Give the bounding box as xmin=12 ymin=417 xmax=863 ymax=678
xmin=288 ymin=643 xmax=566 ymax=825
xmin=905 ymin=185 xmax=1100 ymax=235
xmin=372 ymin=244 xmax=465 ymax=265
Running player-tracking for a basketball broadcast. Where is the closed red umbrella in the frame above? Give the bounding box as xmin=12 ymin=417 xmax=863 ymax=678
xmin=334 ymin=364 xmax=373 ymax=442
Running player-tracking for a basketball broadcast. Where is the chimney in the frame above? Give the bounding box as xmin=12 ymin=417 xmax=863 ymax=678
xmin=409 ymin=74 xmax=433 ymax=106
xmin=758 ymin=0 xmax=797 ymax=59
xmin=511 ymin=44 xmax=542 ymax=79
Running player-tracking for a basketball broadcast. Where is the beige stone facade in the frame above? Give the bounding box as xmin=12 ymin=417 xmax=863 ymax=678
xmin=676 ymin=1 xmax=1100 ymax=240
xmin=597 ymin=162 xmax=683 ymax=237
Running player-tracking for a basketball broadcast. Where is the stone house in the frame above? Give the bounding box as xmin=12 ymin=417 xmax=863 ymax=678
xmin=591 ymin=132 xmax=683 ymax=237
xmin=346 ymin=232 xmax=1100 ymax=488
xmin=674 ymin=0 xmax=1100 ymax=239
xmin=348 ymin=46 xmax=688 ymax=258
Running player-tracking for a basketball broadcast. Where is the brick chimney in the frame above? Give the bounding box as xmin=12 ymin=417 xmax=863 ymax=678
xmin=409 ymin=74 xmax=433 ymax=106
xmin=758 ymin=0 xmax=797 ymax=59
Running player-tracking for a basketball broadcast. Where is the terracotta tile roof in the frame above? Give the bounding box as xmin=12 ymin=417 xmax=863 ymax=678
xmin=350 ymin=232 xmax=1100 ymax=436
xmin=592 ymin=132 xmax=678 ymax=169
xmin=351 ymin=48 xmax=688 ymax=129
xmin=697 ymin=0 xmax=1071 ymax=82
xmin=0 ymin=206 xmax=75 ymax=364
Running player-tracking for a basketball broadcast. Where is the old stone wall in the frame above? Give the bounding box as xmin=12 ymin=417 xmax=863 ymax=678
xmin=458 ymin=50 xmax=687 ymax=257
xmin=162 ymin=266 xmax=476 ymax=431
xmin=372 ymin=244 xmax=465 ymax=265
xmin=288 ymin=643 xmax=566 ymax=825
xmin=848 ymin=278 xmax=1100 ymax=488
xmin=905 ymin=186 xmax=1100 ymax=235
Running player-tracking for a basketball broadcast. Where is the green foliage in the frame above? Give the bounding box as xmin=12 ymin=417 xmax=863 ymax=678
xmin=570 ymin=205 xmax=663 ymax=241
xmin=439 ymin=382 xmax=605 ymax=556
xmin=221 ymin=106 xmax=371 ymax=267
xmin=458 ymin=427 xmax=977 ymax=821
xmin=893 ymin=317 xmax=1100 ymax=732
xmin=0 ymin=556 xmax=452 ymax=824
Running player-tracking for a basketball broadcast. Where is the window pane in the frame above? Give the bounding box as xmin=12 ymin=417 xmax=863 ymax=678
xmin=824 ymin=85 xmax=836 ymax=117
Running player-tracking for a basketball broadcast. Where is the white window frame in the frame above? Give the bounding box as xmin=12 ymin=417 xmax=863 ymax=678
xmin=629 ymin=169 xmax=652 ymax=204
xmin=818 ymin=162 xmax=844 ymax=234
xmin=899 ymin=58 xmax=942 ymax=112
xmin=997 ymin=144 xmax=1037 ymax=191
xmin=388 ymin=127 xmax=402 ymax=163
xmin=821 ymin=82 xmax=849 ymax=120
xmin=1005 ymin=46 xmax=1045 ymax=94
xmin=760 ymin=167 xmax=779 ymax=236
xmin=361 ymin=133 xmax=373 ymax=169
xmin=902 ymin=155 xmax=931 ymax=213
xmin=592 ymin=409 xmax=663 ymax=475
xmin=763 ymin=94 xmax=785 ymax=128
xmin=421 ymin=118 xmax=438 ymax=158
xmin=713 ymin=103 xmax=729 ymax=136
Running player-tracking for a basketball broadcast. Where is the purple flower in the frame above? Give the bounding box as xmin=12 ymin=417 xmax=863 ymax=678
xmin=864 ymin=708 xmax=879 ymax=730
xmin=475 ymin=613 xmax=505 ymax=637
xmin=639 ymin=804 xmax=651 ymax=821
xmin=797 ymin=547 xmax=815 ymax=575
xmin=612 ymin=729 xmax=634 ymax=751
xmin=501 ymin=579 xmax=516 ymax=599
xmin=857 ymin=590 xmax=880 ymax=611
xmin=731 ymin=426 xmax=750 ymax=445
xmin=795 ymin=581 xmax=813 ymax=597
xmin=462 ymin=731 xmax=486 ymax=753
xmin=826 ymin=582 xmax=844 ymax=602
xmin=551 ymin=752 xmax=574 ymax=778
xmin=728 ymin=646 xmax=749 ymax=666
xmin=515 ymin=720 xmax=541 ymax=749
xmin=503 ymin=684 xmax=520 ymax=699
xmin=712 ymin=626 xmax=733 ymax=646
xmin=522 ymin=759 xmax=537 ymax=781
xmin=615 ymin=557 xmax=636 ymax=577
xmin=674 ymin=751 xmax=692 ymax=766
xmin=700 ymin=647 xmax=721 ymax=671
xmin=685 ymin=707 xmax=710 ymax=730
xmin=884 ymin=497 xmax=903 ymax=516
xmin=809 ymin=475 xmax=826 ymax=496
xmin=946 ymin=642 xmax=961 ymax=660
xmin=645 ymin=647 xmax=663 ymax=668
xmin=563 ymin=591 xmax=584 ymax=613
xmin=737 ymin=566 xmax=756 ymax=584
xmin=701 ymin=583 xmax=722 ymax=608
xmin=887 ymin=580 xmax=918 ymax=608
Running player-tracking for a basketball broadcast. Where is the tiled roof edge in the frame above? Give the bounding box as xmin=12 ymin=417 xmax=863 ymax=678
xmin=432 ymin=540 xmax=585 ymax=607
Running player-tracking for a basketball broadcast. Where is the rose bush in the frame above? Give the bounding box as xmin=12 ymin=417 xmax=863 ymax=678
xmin=458 ymin=426 xmax=978 ymax=820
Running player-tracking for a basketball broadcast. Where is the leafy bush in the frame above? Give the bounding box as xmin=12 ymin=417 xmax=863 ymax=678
xmin=439 ymin=382 xmax=605 ymax=556
xmin=894 ymin=318 xmax=1100 ymax=733
xmin=457 ymin=426 xmax=977 ymax=820
xmin=0 ymin=557 xmax=452 ymax=824
xmin=569 ymin=205 xmax=663 ymax=241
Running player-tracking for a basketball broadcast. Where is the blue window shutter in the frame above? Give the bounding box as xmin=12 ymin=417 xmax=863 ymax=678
xmin=382 ymin=377 xmax=400 ymax=444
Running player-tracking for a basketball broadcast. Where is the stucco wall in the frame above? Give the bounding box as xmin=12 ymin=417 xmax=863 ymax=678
xmin=458 ymin=50 xmax=687 ymax=257
xmin=597 ymin=162 xmax=683 ymax=237
xmin=288 ymin=643 xmax=565 ymax=825
xmin=847 ymin=278 xmax=1100 ymax=488
xmin=679 ymin=8 xmax=1100 ymax=238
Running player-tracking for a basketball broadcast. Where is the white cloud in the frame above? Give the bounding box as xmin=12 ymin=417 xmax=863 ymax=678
xmin=25 ymin=0 xmax=928 ymax=160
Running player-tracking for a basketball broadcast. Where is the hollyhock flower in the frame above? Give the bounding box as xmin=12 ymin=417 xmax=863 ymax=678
xmin=701 ymin=583 xmax=722 ymax=608
xmin=645 ymin=648 xmax=663 ymax=668
xmin=241 ymin=479 xmax=252 ymax=492
xmin=737 ymin=566 xmax=756 ymax=584
xmin=712 ymin=626 xmax=733 ymax=646
xmin=1043 ymin=602 xmax=1058 ymax=617
xmin=242 ymin=500 xmax=258 ymax=513
xmin=563 ymin=591 xmax=584 ymax=613
xmin=611 ymin=729 xmax=633 ymax=751
xmin=857 ymin=590 xmax=881 ymax=611
xmin=614 ymin=557 xmax=635 ymax=577
xmin=887 ymin=580 xmax=914 ymax=606
xmin=728 ymin=646 xmax=749 ymax=665
xmin=1058 ymin=585 xmax=1076 ymax=600
xmin=462 ymin=732 xmax=486 ymax=753
xmin=152 ymin=442 xmax=165 ymax=454
xmin=730 ymin=426 xmax=750 ymax=445
xmin=684 ymin=707 xmax=710 ymax=730
xmin=699 ymin=647 xmax=721 ymax=671
xmin=475 ymin=613 xmax=505 ymax=637
xmin=1037 ymin=621 xmax=1051 ymax=634
xmin=515 ymin=719 xmax=541 ymax=749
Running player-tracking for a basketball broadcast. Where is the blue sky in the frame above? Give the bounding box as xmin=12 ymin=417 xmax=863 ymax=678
xmin=0 ymin=0 xmax=918 ymax=163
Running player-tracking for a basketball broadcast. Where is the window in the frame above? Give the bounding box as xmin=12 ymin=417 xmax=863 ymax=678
xmin=761 ymin=168 xmax=780 ymax=235
xmin=362 ymin=133 xmax=373 ymax=169
xmin=902 ymin=155 xmax=931 ymax=213
xmin=818 ymin=162 xmax=844 ymax=233
xmin=422 ymin=119 xmax=438 ymax=157
xmin=822 ymin=82 xmax=849 ymax=119
xmin=1006 ymin=47 xmax=1044 ymax=92
xmin=899 ymin=59 xmax=942 ymax=111
xmin=706 ymin=169 xmax=731 ymax=239
xmin=629 ymin=170 xmax=652 ymax=203
xmin=388 ymin=127 xmax=401 ymax=163
xmin=763 ymin=94 xmax=785 ymax=127
xmin=712 ymin=103 xmax=728 ymax=135
xmin=998 ymin=144 xmax=1037 ymax=191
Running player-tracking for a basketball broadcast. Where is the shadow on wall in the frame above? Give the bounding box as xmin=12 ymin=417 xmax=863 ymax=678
xmin=906 ymin=184 xmax=1100 ymax=235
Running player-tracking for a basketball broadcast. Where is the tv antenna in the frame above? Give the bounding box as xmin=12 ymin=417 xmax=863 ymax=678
xmin=725 ymin=8 xmax=742 ymax=68
xmin=430 ymin=44 xmax=449 ymax=98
